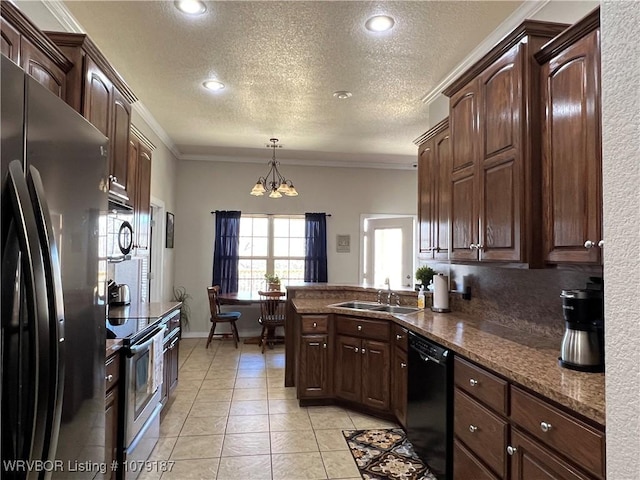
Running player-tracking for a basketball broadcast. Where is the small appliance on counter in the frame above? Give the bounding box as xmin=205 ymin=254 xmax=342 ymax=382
xmin=559 ymin=278 xmax=604 ymax=372
xmin=108 ymin=279 xmax=131 ymax=306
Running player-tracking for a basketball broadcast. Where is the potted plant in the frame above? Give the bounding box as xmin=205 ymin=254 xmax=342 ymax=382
xmin=264 ymin=273 xmax=281 ymax=291
xmin=415 ymin=266 xmax=436 ymax=290
xmin=172 ymin=286 xmax=191 ymax=334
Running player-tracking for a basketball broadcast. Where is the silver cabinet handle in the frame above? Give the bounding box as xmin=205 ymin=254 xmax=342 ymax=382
xmin=354 ymin=347 xmax=359 ymax=353
xmin=598 ymin=240 xmax=604 ymax=248
xmin=312 ymin=322 xmax=317 ymax=328
xmin=357 ymin=325 xmax=362 ymax=331
xmin=584 ymin=240 xmax=596 ymax=249
xmin=469 ymin=243 xmax=477 ymax=250
xmin=469 ymin=425 xmax=478 ymax=433
xmin=361 ymin=348 xmax=366 ymax=354
xmin=323 ymin=343 xmax=327 ymax=349
xmin=540 ymin=421 xmax=552 ymax=433
xmin=506 ymin=446 xmax=517 ymax=456
xmin=400 ymin=362 xmax=407 ymax=368
xmin=396 ymin=334 xmax=403 ymax=340
xmin=476 ymin=244 xmax=484 ymax=250
xmin=469 ymin=379 xmax=478 ymax=387
xmin=309 ymin=342 xmax=320 ymax=347
xmin=105 ymin=374 xmax=114 ymax=382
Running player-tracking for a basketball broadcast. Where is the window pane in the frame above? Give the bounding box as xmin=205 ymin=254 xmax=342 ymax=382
xmin=240 ymin=217 xmax=253 ymax=236
xmin=274 ymin=237 xmax=289 ymax=257
xmin=374 ymin=228 xmax=402 ymax=287
xmin=289 ymin=238 xmax=305 ymax=257
xmin=253 ymin=237 xmax=268 ymax=256
xmin=254 ymin=217 xmax=268 ymax=234
xmin=290 ymin=219 xmax=305 ymax=237
xmin=273 ymin=218 xmax=289 ymax=236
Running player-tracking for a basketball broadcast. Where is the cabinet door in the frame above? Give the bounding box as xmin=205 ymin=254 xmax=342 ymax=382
xmin=334 ymin=335 xmax=361 ymax=403
xmin=168 ymin=336 xmax=179 ymax=393
xmin=418 ymin=139 xmax=435 ymax=255
xmin=478 ymin=45 xmax=522 ymax=262
xmin=454 ymin=439 xmax=500 ymax=480
xmin=450 ymin=79 xmax=480 ymax=261
xmin=161 ymin=346 xmax=170 ymax=406
xmin=541 ymin=30 xmax=601 ymax=264
xmin=1 ymin=16 xmax=20 ymax=63
xmin=135 ymin=144 xmax=152 ymax=249
xmin=20 ymin=36 xmax=66 ymax=99
xmin=391 ymin=347 xmax=408 ymax=426
xmin=361 ymin=339 xmax=390 ymax=411
xmin=105 ymin=385 xmax=119 ymax=480
xmin=83 ymin=56 xmax=112 ymax=139
xmin=509 ymin=429 xmax=592 ymax=480
xmin=110 ymin=88 xmax=132 ymax=204
xmin=433 ymin=128 xmax=451 ymax=260
xmin=298 ymin=335 xmax=329 ymax=398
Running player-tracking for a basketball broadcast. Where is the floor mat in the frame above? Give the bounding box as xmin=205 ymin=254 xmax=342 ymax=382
xmin=343 ymin=428 xmax=437 ymax=480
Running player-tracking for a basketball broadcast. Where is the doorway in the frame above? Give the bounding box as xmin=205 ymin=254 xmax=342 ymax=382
xmin=361 ymin=215 xmax=415 ymax=289
xmin=149 ymin=197 xmax=165 ymax=302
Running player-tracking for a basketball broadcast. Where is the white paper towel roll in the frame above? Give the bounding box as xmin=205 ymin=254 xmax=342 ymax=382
xmin=432 ymin=274 xmax=450 ymax=311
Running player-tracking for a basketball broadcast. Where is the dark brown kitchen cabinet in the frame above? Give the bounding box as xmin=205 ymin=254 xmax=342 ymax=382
xmin=45 ymin=32 xmax=137 ymax=206
xmin=1 ymin=2 xmax=71 ymax=99
xmin=535 ymin=10 xmax=602 ymax=265
xmin=391 ymin=343 xmax=408 ymax=426
xmin=444 ymin=21 xmax=568 ymax=266
xmin=160 ymin=309 xmax=181 ymax=413
xmin=297 ymin=315 xmax=332 ymax=400
xmin=128 ymin=130 xmax=153 ymax=250
xmin=105 ymin=352 xmax=120 ymax=480
xmin=415 ymin=118 xmax=450 ymax=260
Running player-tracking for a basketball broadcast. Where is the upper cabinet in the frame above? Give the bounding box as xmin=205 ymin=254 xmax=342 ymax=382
xmin=442 ymin=21 xmax=569 ymax=266
xmin=1 ymin=2 xmax=72 ymax=99
xmin=45 ymin=32 xmax=138 ymax=206
xmin=129 ymin=127 xmax=153 ymax=250
xmin=415 ymin=119 xmax=450 ymax=260
xmin=535 ymin=9 xmax=602 ymax=265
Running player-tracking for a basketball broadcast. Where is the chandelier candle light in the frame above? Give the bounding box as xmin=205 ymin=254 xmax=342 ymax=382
xmin=250 ymin=138 xmax=299 ymax=198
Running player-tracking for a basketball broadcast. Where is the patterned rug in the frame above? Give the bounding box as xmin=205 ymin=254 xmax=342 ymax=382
xmin=343 ymin=428 xmax=437 ymax=480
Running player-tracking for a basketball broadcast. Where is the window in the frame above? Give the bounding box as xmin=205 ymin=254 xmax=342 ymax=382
xmin=238 ymin=215 xmax=305 ymax=292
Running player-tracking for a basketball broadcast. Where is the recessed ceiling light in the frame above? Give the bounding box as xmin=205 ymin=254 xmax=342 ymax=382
xmin=365 ymin=15 xmax=395 ymax=32
xmin=175 ymin=0 xmax=206 ymax=16
xmin=333 ymin=91 xmax=352 ymax=100
xmin=203 ymin=80 xmax=225 ymax=91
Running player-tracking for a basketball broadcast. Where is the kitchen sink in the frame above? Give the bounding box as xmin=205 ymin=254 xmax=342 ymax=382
xmin=331 ymin=301 xmax=383 ymax=310
xmin=330 ymin=301 xmax=420 ymax=315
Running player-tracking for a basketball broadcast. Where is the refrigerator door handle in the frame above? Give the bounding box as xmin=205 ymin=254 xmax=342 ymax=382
xmin=27 ymin=165 xmax=66 ymax=465
xmin=3 ymin=160 xmax=52 ymax=473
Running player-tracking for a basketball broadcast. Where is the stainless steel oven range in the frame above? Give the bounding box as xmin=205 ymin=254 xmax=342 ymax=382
xmin=107 ymin=316 xmax=165 ymax=479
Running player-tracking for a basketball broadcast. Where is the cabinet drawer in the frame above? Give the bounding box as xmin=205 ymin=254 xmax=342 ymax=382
xmin=336 ymin=316 xmax=390 ymax=341
xmin=510 ymin=386 xmax=605 ymax=479
xmin=455 ymin=357 xmax=507 ymax=415
xmin=392 ymin=324 xmax=408 ymax=351
xmin=301 ymin=315 xmax=329 ymax=334
xmin=455 ymin=389 xmax=507 ymax=478
xmin=454 ymin=439 xmax=500 ymax=480
xmin=166 ymin=309 xmax=181 ymax=334
xmin=105 ymin=353 xmax=120 ymax=391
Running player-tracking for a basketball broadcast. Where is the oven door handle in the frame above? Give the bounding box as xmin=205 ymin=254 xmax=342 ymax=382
xmin=128 ymin=326 xmax=166 ymax=356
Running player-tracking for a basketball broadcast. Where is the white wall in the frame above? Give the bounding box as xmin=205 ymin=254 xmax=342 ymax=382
xmin=173 ymin=160 xmax=417 ymax=335
xmin=601 ymin=2 xmax=640 ymax=478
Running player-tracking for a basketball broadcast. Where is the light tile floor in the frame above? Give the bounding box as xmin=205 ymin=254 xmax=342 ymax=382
xmin=140 ymin=337 xmax=399 ymax=480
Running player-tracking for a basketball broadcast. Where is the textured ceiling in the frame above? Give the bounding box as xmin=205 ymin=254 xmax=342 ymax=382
xmin=58 ymin=1 xmax=522 ymax=167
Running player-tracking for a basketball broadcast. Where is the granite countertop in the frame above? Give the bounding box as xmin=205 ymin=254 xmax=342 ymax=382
xmin=106 ymin=338 xmax=123 ymax=358
xmin=108 ymin=301 xmax=182 ymax=320
xmin=292 ymin=298 xmax=605 ymax=426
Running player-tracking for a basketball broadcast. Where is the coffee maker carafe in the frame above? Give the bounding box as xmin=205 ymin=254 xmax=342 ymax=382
xmin=559 ymin=286 xmax=604 ymax=372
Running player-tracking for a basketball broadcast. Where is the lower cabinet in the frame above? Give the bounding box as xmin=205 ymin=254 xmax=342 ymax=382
xmin=105 ymin=352 xmax=120 ymax=480
xmin=391 ymin=325 xmax=408 ymax=426
xmin=453 ymin=356 xmax=606 ymax=480
xmin=298 ymin=334 xmax=330 ymax=398
xmin=160 ymin=310 xmax=181 ymax=409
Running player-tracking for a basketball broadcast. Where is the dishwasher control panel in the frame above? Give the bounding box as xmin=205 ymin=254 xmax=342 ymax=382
xmin=409 ymin=331 xmax=449 ymax=363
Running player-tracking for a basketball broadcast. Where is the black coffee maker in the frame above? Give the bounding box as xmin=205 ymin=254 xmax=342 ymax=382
xmin=559 ymin=277 xmax=604 ymax=372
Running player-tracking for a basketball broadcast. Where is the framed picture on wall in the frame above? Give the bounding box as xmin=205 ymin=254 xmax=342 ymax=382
xmin=166 ymin=212 xmax=175 ymax=248
xmin=336 ymin=234 xmax=350 ymax=253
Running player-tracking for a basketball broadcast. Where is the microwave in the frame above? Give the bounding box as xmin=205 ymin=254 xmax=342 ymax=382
xmin=106 ymin=201 xmax=135 ymax=262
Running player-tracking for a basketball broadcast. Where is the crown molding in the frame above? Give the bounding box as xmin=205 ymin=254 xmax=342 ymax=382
xmin=40 ymin=0 xmax=84 ymax=33
xmin=132 ymin=102 xmax=181 ymax=158
xmin=421 ymin=0 xmax=551 ymax=105
xmin=180 ymin=154 xmax=417 ymax=171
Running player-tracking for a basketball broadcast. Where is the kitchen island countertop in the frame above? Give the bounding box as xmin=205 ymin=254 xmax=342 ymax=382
xmin=291 ymin=297 xmax=605 ymax=426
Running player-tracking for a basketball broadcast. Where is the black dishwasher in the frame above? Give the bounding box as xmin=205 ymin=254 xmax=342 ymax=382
xmin=407 ymin=331 xmax=453 ymax=480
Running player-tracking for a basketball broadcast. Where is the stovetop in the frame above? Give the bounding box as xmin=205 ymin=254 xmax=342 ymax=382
xmin=106 ymin=316 xmax=162 ymax=344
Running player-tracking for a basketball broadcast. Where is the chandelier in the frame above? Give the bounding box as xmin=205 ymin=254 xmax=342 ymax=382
xmin=250 ymin=138 xmax=299 ymax=198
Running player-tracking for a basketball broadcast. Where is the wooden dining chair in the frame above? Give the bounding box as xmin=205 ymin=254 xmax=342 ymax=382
xmin=257 ymin=290 xmax=286 ymax=353
xmin=206 ymin=286 xmax=241 ymax=349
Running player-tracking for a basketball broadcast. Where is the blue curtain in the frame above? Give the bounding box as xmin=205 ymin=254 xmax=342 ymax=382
xmin=212 ymin=210 xmax=241 ymax=293
xmin=304 ymin=213 xmax=328 ymax=282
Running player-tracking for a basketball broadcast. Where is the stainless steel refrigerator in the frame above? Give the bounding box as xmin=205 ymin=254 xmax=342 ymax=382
xmin=1 ymin=55 xmax=109 ymax=479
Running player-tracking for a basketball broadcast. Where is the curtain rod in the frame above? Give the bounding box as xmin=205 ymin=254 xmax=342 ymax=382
xmin=210 ymin=211 xmax=331 ymax=216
